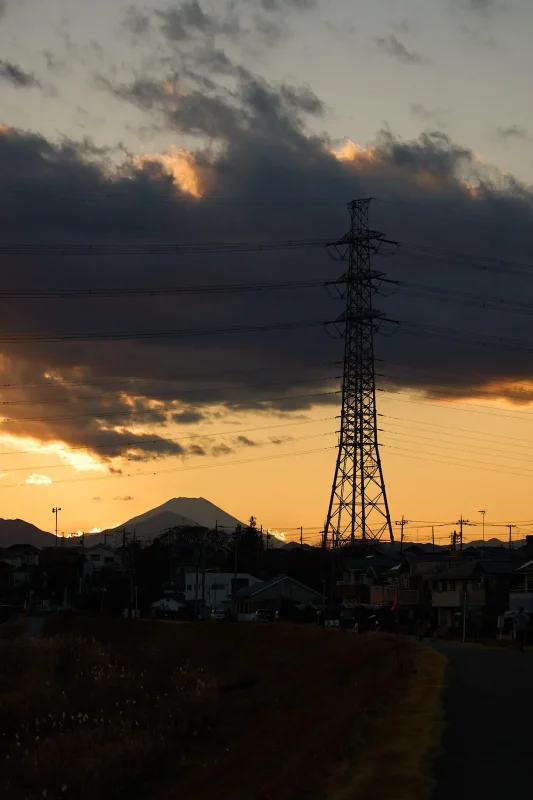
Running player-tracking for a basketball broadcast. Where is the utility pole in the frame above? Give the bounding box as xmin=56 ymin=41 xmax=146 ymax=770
xmin=478 ymin=510 xmax=486 ymax=546
xmin=324 ymin=198 xmax=393 ymax=547
xmin=432 ymin=527 xmax=435 ymax=554
xmin=52 ymin=507 xmax=61 ymax=548
xmin=508 ymin=524 xmax=516 ymax=550
xmin=233 ymin=528 xmax=240 ymax=586
xmin=201 ymin=540 xmax=206 ymax=619
xmin=451 ymin=530 xmax=458 ymax=552
xmin=395 ymin=516 xmax=409 ymax=553
xmin=455 ymin=516 xmax=472 ymax=551
xmin=300 ymin=526 xmax=303 ymax=550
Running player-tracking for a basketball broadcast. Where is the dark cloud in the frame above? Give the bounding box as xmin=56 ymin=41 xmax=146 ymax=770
xmin=123 ymin=6 xmax=151 ymax=35
xmin=465 ymin=0 xmax=495 ymax=16
xmin=128 ymin=0 xmax=315 ymax=52
xmin=0 ymin=60 xmax=42 ymax=89
xmin=234 ymin=435 xmax=258 ymax=447
xmin=92 ymin=497 xmax=102 ymax=501
xmin=0 ymin=0 xmax=6 ymax=17
xmin=258 ymin=0 xmax=316 ymax=8
xmin=375 ymin=35 xmax=430 ymax=65
xmin=3 ymin=45 xmax=533 ymax=474
xmin=496 ymin=124 xmax=529 ymax=141
xmin=43 ymin=50 xmax=67 ymax=76
xmin=211 ymin=443 xmax=234 ymax=457
xmin=410 ymin=103 xmax=448 ymax=126
xmin=172 ymin=410 xmax=205 ymax=424
xmin=115 ymin=495 xmax=135 ymax=501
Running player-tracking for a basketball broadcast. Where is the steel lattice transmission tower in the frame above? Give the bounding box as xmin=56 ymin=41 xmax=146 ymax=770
xmin=325 ymin=198 xmax=393 ymax=546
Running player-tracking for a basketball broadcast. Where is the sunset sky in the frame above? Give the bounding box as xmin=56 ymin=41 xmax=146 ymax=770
xmin=2 ymin=0 xmax=533 ymax=546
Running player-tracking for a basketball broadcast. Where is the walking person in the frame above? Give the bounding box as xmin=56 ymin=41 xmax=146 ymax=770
xmin=514 ymin=607 xmax=529 ymax=653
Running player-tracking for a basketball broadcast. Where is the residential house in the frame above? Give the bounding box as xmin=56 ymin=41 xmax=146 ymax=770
xmin=184 ymin=571 xmax=261 ymax=611
xmin=234 ymin=575 xmax=325 ymax=615
xmin=83 ymin=545 xmax=123 ymax=578
xmin=371 ymin=550 xmax=457 ymax=621
xmin=336 ymin=553 xmax=399 ymax=604
xmin=0 ymin=544 xmax=41 ymax=592
xmin=429 ymin=560 xmax=516 ymax=633
xmin=509 ymin=561 xmax=533 ymax=613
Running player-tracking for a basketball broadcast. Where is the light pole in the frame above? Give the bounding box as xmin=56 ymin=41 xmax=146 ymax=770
xmin=478 ymin=510 xmax=486 ymax=545
xmin=52 ymin=507 xmax=61 ymax=548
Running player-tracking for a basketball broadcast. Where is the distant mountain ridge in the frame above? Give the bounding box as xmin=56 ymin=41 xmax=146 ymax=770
xmin=94 ymin=497 xmax=245 ymax=543
xmin=0 ymin=519 xmax=55 ymax=548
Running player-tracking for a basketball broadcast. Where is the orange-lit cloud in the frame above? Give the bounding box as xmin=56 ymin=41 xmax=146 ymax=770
xmin=26 ymin=473 xmax=52 ymax=485
xmin=0 ymin=432 xmax=108 ymax=473
xmin=331 ymin=139 xmax=376 ymax=165
xmin=134 ymin=146 xmax=201 ymax=198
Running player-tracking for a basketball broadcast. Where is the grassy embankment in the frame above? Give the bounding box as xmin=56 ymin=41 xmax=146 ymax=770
xmin=0 ymin=617 xmax=444 ymax=800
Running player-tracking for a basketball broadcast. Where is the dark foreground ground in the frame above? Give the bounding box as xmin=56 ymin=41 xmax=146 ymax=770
xmin=1 ymin=619 xmax=413 ymax=800
xmin=432 ymin=642 xmax=532 ymax=800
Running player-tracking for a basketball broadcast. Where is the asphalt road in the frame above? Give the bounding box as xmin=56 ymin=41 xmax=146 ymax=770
xmin=432 ymin=642 xmax=532 ymax=800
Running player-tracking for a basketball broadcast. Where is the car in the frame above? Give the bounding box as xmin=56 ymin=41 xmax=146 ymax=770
xmin=210 ymin=610 xmax=227 ymax=620
xmin=255 ymin=609 xmax=278 ymax=622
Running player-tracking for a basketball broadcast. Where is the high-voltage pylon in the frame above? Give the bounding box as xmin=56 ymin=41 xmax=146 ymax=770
xmin=325 ymin=198 xmax=393 ymax=546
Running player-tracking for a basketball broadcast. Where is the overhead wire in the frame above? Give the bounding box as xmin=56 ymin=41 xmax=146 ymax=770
xmin=0 ymin=238 xmax=330 ymax=257
xmin=0 ymin=389 xmax=340 ymax=425
xmin=0 ymin=430 xmax=338 ymax=475
xmin=0 ymin=374 xmax=341 ymax=407
xmin=0 ymin=443 xmax=337 ymax=489
xmin=0 ymin=359 xmax=340 ymax=391
xmin=0 ymin=318 xmax=330 ymax=344
xmin=0 ymin=278 xmax=328 ymax=300
xmin=0 ymin=415 xmax=336 ymax=458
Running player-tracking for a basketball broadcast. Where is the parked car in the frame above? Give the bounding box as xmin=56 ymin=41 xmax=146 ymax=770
xmin=210 ymin=609 xmax=227 ymax=620
xmin=255 ymin=609 xmax=278 ymax=622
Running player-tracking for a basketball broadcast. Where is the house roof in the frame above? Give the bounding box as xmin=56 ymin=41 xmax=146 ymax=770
xmin=365 ymin=564 xmax=391 ymax=577
xmin=402 ymin=551 xmax=452 ymax=563
xmin=7 ymin=543 xmax=41 ymax=553
xmin=85 ymin=544 xmax=117 ymax=553
xmin=478 ymin=560 xmax=515 ymax=575
xmin=428 ymin=560 xmax=515 ymax=580
xmin=235 ymin=574 xmax=324 ymax=599
xmin=516 ymin=560 xmax=533 ymax=574
xmin=344 ymin=555 xmax=398 ymax=570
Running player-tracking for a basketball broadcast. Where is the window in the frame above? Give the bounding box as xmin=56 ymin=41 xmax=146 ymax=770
xmin=104 ymin=557 xmax=114 ymax=564
xmin=90 ymin=554 xmax=100 ymax=561
xmin=211 ymin=583 xmax=225 ymax=590
xmin=186 ymin=585 xmax=192 ymax=591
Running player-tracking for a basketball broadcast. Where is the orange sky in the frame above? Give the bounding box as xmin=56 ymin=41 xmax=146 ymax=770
xmin=2 ymin=389 xmax=533 ymax=547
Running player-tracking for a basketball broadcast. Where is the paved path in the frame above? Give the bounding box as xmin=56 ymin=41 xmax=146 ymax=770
xmin=432 ymin=642 xmax=532 ymax=799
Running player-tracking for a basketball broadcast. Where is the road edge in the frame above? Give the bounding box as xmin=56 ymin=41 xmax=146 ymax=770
xmin=329 ymin=642 xmax=447 ymax=800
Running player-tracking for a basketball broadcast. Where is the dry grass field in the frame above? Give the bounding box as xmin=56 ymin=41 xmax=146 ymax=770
xmin=0 ymin=618 xmax=436 ymax=800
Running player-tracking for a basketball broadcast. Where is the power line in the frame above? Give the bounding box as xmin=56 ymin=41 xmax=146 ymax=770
xmin=382 ymin=412 xmax=533 ymax=447
xmin=0 ymin=443 xmax=336 ymax=489
xmin=0 ymin=430 xmax=337 ymax=475
xmin=0 ymin=374 xmax=341 ymax=407
xmin=0 ymin=415 xmax=335 ymax=457
xmin=0 ymin=238 xmax=330 ymax=257
xmin=0 ymin=389 xmax=340 ymax=424
xmin=0 ymin=278 xmax=328 ymax=300
xmin=0 ymin=360 xmax=339 ymax=391
xmin=379 ymin=390 xmax=533 ymax=423
xmin=0 ymin=318 xmax=329 ymax=344
xmin=385 ymin=444 xmax=533 ymax=480
xmin=383 ymin=428 xmax=533 ymax=465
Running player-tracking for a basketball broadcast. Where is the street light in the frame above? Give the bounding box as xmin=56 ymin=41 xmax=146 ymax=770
xmin=478 ymin=510 xmax=486 ymax=545
xmin=52 ymin=507 xmax=62 ymax=547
